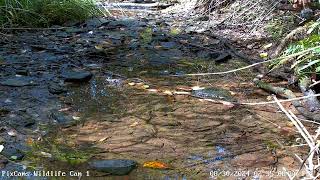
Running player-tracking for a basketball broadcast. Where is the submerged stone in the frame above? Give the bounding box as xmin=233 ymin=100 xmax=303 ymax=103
xmin=1 ymin=145 xmax=25 ymax=160
xmin=0 ymin=77 xmax=35 ymax=87
xmin=48 ymin=82 xmax=67 ymax=94
xmin=89 ymin=159 xmax=137 ymax=175
xmin=160 ymin=41 xmax=177 ymax=49
xmin=62 ymin=71 xmax=92 ymax=82
xmin=50 ymin=112 xmax=75 ymax=127
xmin=191 ymin=88 xmax=236 ymax=102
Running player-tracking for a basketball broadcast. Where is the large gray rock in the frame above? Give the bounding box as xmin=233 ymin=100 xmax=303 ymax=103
xmin=50 ymin=111 xmax=75 ymax=127
xmin=0 ymin=77 xmax=36 ymax=87
xmin=89 ymin=159 xmax=137 ymax=175
xmin=191 ymin=88 xmax=236 ymax=102
xmin=61 ymin=71 xmax=92 ymax=82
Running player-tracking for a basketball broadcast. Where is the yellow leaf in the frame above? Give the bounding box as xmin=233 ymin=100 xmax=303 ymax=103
xmin=143 ymin=161 xmax=171 ymax=169
xmin=263 ymin=43 xmax=273 ymax=49
xmin=130 ymin=122 xmax=139 ymax=127
xmin=142 ymin=85 xmax=150 ymax=89
xmin=163 ymin=90 xmax=173 ymax=95
xmin=259 ymin=52 xmax=268 ymax=58
xmin=147 ymin=89 xmax=158 ymax=93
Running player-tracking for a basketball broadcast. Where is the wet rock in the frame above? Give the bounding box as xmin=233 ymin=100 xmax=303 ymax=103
xmin=50 ymin=111 xmax=75 ymax=127
xmin=210 ymin=52 xmax=232 ymax=63
xmin=61 ymin=70 xmax=92 ymax=82
xmin=197 ymin=51 xmax=232 ymax=63
xmin=0 ymin=158 xmax=8 ymax=168
xmin=0 ymin=77 xmax=36 ymax=87
xmin=0 ymin=137 xmax=5 ymax=144
xmin=89 ymin=159 xmax=137 ymax=175
xmin=191 ymin=88 xmax=236 ymax=102
xmin=160 ymin=41 xmax=177 ymax=49
xmin=0 ymin=108 xmax=10 ymax=117
xmin=1 ymin=162 xmax=26 ymax=178
xmin=15 ymin=69 xmax=29 ymax=76
xmin=8 ymin=113 xmax=36 ymax=128
xmin=1 ymin=145 xmax=25 ymax=160
xmin=48 ymin=82 xmax=67 ymax=94
xmin=85 ymin=17 xmax=110 ymax=28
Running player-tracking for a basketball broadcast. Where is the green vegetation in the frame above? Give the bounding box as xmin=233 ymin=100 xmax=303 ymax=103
xmin=270 ymin=22 xmax=320 ymax=81
xmin=0 ymin=0 xmax=101 ymax=27
xmin=266 ymin=16 xmax=295 ymax=39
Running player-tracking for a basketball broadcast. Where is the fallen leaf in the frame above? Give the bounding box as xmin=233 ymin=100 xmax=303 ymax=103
xmin=259 ymin=52 xmax=268 ymax=58
xmin=147 ymin=89 xmax=158 ymax=93
xmin=0 ymin=145 xmax=4 ymax=153
xmin=72 ymin=116 xmax=81 ymax=120
xmin=163 ymin=90 xmax=173 ymax=95
xmin=7 ymin=130 xmax=16 ymax=137
xmin=143 ymin=161 xmax=171 ymax=169
xmin=98 ymin=137 xmax=109 ymax=142
xmin=142 ymin=85 xmax=150 ymax=89
xmin=128 ymin=82 xmax=135 ymax=86
xmin=191 ymin=86 xmax=205 ymax=90
xmin=229 ymin=91 xmax=236 ymax=95
xmin=40 ymin=152 xmax=52 ymax=158
xmin=26 ymin=138 xmax=34 ymax=145
xmin=263 ymin=43 xmax=273 ymax=49
xmin=176 ymin=86 xmax=192 ymax=91
xmin=10 ymin=156 xmax=18 ymax=160
xmin=130 ymin=121 xmax=139 ymax=127
xmin=58 ymin=107 xmax=71 ymax=112
xmin=173 ymin=91 xmax=191 ymax=95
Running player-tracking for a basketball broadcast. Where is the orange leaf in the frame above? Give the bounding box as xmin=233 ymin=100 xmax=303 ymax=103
xmin=143 ymin=161 xmax=171 ymax=169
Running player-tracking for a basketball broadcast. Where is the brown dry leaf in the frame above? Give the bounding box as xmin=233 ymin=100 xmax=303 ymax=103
xmin=173 ymin=91 xmax=191 ymax=95
xmin=130 ymin=122 xmax=139 ymax=127
xmin=147 ymin=89 xmax=158 ymax=93
xmin=98 ymin=137 xmax=110 ymax=142
xmin=26 ymin=138 xmax=34 ymax=145
xmin=163 ymin=90 xmax=173 ymax=95
xmin=142 ymin=85 xmax=150 ymax=89
xmin=143 ymin=161 xmax=172 ymax=169
xmin=58 ymin=107 xmax=71 ymax=112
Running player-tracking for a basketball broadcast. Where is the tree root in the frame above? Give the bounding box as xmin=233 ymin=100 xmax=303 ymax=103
xmin=298 ymin=77 xmax=320 ymax=112
xmin=254 ymin=76 xmax=320 ymax=122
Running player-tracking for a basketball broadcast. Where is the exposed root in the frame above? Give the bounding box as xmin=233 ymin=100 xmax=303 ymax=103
xmin=254 ymin=76 xmax=320 ymax=122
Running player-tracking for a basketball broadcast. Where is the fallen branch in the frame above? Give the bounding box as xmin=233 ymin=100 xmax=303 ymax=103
xmin=299 ymin=77 xmax=320 ymax=112
xmin=254 ymin=78 xmax=320 ymax=122
xmin=273 ymin=95 xmax=320 ymax=179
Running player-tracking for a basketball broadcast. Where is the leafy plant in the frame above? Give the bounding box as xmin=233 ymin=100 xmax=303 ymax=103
xmin=270 ymin=22 xmax=320 ymax=80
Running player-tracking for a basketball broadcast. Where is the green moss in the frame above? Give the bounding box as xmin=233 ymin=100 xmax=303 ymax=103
xmin=263 ymin=140 xmax=279 ymax=150
xmin=140 ymin=27 xmax=153 ymax=45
